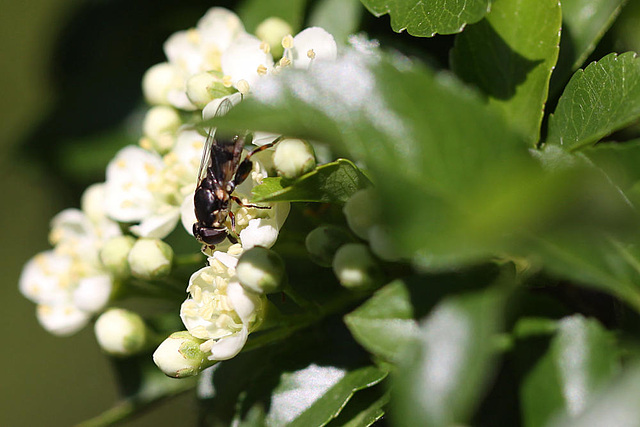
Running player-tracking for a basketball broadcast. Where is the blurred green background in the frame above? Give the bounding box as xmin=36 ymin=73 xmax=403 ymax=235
xmin=0 ymin=0 xmax=222 ymax=424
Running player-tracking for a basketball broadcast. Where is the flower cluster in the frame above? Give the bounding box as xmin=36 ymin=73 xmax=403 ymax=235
xmin=19 ymin=184 xmax=121 ymax=335
xmin=19 ymin=6 xmax=338 ymax=369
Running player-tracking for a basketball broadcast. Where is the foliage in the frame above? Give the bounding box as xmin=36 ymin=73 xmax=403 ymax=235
xmin=23 ymin=0 xmax=640 ymax=426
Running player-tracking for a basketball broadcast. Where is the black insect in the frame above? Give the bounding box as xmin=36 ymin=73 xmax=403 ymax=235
xmin=193 ymin=99 xmax=280 ymax=248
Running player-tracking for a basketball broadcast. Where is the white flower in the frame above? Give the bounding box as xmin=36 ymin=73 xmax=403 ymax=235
xmin=19 ymin=249 xmax=113 ymax=336
xmin=180 ymin=256 xmax=265 ymax=361
xmin=222 ymin=33 xmax=274 ymax=91
xmin=142 ymin=62 xmax=184 ymax=106
xmin=282 ymin=27 xmax=337 ymax=69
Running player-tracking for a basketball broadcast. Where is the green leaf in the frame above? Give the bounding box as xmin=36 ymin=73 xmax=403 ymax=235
xmin=547 ymin=52 xmax=640 ymax=151
xmin=359 ymin=0 xmax=491 ymax=36
xmin=451 ymin=0 xmax=561 ymax=144
xmin=582 ymin=139 xmax=640 ymax=190
xmin=550 ymin=0 xmax=627 ymax=95
xmin=392 ymin=284 xmax=508 ymax=427
xmin=238 ymin=0 xmax=309 ymax=33
xmin=528 ymin=233 xmax=640 ymax=312
xmin=213 ymin=53 xmax=565 ymax=267
xmin=309 ymin=0 xmax=363 ymax=43
xmin=199 ymin=320 xmax=388 ymax=427
xmin=252 ymin=159 xmax=371 ymax=203
xmin=521 ymin=315 xmax=620 ymax=427
xmin=328 ymin=389 xmax=389 ymax=427
xmin=546 ymin=362 xmax=640 ymax=427
xmin=269 ymin=365 xmax=387 ymax=427
xmin=344 ymin=280 xmax=420 ymax=362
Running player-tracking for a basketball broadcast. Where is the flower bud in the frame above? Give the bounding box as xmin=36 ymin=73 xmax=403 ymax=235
xmin=142 ymin=62 xmax=181 ymax=106
xmin=142 ymin=106 xmax=181 ymax=153
xmin=332 ymin=243 xmax=382 ymax=290
xmin=128 ymin=238 xmax=173 ymax=280
xmin=94 ymin=308 xmax=148 ymax=356
xmin=343 ymin=187 xmax=381 ymax=240
xmin=273 ymin=138 xmax=316 ymax=179
xmin=256 ymin=17 xmax=293 ymax=58
xmin=186 ymin=71 xmax=236 ymax=109
xmin=305 ymin=225 xmax=352 ymax=267
xmin=153 ymin=331 xmax=209 ymax=378
xmin=100 ymin=235 xmax=136 ymax=277
xmin=236 ymin=246 xmax=285 ymax=294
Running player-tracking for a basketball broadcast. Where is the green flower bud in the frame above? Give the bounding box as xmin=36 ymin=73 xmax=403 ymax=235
xmin=186 ymin=71 xmax=236 ymax=109
xmin=100 ymin=235 xmax=136 ymax=277
xmin=273 ymin=138 xmax=316 ymax=179
xmin=128 ymin=238 xmax=173 ymax=280
xmin=142 ymin=106 xmax=181 ymax=153
xmin=94 ymin=308 xmax=148 ymax=356
xmin=236 ymin=247 xmax=285 ymax=294
xmin=332 ymin=243 xmax=382 ymax=290
xmin=343 ymin=187 xmax=381 ymax=240
xmin=305 ymin=225 xmax=352 ymax=267
xmin=153 ymin=331 xmax=209 ymax=378
xmin=256 ymin=17 xmax=293 ymax=59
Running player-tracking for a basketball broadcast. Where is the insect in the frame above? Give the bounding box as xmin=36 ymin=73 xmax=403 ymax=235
xmin=193 ymin=98 xmax=280 ymax=248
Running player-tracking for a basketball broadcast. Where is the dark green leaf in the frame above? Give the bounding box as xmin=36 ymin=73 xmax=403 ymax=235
xmin=550 ymin=0 xmax=627 ymax=95
xmin=238 ymin=0 xmax=308 ymax=33
xmin=328 ymin=389 xmax=389 ymax=427
xmin=215 ymin=52 xmax=637 ymax=269
xmin=582 ymin=139 xmax=640 ymax=190
xmin=252 ymin=159 xmax=371 ymax=203
xmin=451 ymin=0 xmax=561 ymax=144
xmin=546 ymin=362 xmax=640 ymax=427
xmin=547 ymin=52 xmax=640 ymax=151
xmin=309 ymin=0 xmax=363 ymax=43
xmin=521 ymin=315 xmax=619 ymax=427
xmin=344 ymin=280 xmax=420 ymax=362
xmin=392 ymin=283 xmax=509 ymax=427
xmin=528 ymin=233 xmax=640 ymax=312
xmin=359 ymin=0 xmax=491 ymax=36
xmin=270 ymin=365 xmax=387 ymax=427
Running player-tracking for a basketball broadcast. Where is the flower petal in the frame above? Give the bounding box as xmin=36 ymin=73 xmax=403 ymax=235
xmin=207 ymin=326 xmax=248 ymax=360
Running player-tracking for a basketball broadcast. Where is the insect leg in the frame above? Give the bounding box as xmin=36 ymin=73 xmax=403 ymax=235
xmin=232 ymin=136 xmax=283 ymax=188
xmin=231 ymin=195 xmax=271 ymax=210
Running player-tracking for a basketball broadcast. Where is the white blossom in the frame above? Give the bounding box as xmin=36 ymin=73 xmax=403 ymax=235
xmin=282 ymin=27 xmax=337 ymax=69
xmin=180 ymin=255 xmax=265 ymax=361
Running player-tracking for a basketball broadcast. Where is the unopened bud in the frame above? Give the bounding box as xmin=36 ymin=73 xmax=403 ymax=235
xmin=153 ymin=331 xmax=209 ymax=378
xmin=128 ymin=238 xmax=173 ymax=280
xmin=305 ymin=225 xmax=352 ymax=267
xmin=142 ymin=106 xmax=181 ymax=153
xmin=236 ymin=247 xmax=285 ymax=294
xmin=273 ymin=138 xmax=316 ymax=179
xmin=343 ymin=187 xmax=380 ymax=240
xmin=332 ymin=243 xmax=382 ymax=290
xmin=81 ymin=183 xmax=107 ymax=222
xmin=100 ymin=235 xmax=136 ymax=277
xmin=94 ymin=308 xmax=148 ymax=356
xmin=256 ymin=17 xmax=293 ymax=58
xmin=142 ymin=62 xmax=181 ymax=106
xmin=186 ymin=71 xmax=236 ymax=109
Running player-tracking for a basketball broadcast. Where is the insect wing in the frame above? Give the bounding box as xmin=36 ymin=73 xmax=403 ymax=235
xmin=196 ymin=98 xmax=235 ymax=185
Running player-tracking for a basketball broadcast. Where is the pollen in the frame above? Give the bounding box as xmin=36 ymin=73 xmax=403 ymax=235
xmin=144 ymin=162 xmax=157 ymax=176
xmin=139 ymin=137 xmax=152 ymax=151
xmin=259 ymin=41 xmax=270 ymax=54
xmin=237 ymin=79 xmax=250 ymax=94
xmin=116 ymin=159 xmax=127 ymax=169
xmin=281 ymin=34 xmax=294 ymax=49
xmin=222 ymin=75 xmax=233 ymax=87
xmin=257 ymin=64 xmax=268 ymax=75
xmin=279 ymin=57 xmax=291 ymax=68
xmin=187 ymin=28 xmax=200 ymax=44
xmin=307 ymin=49 xmax=316 ymax=59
